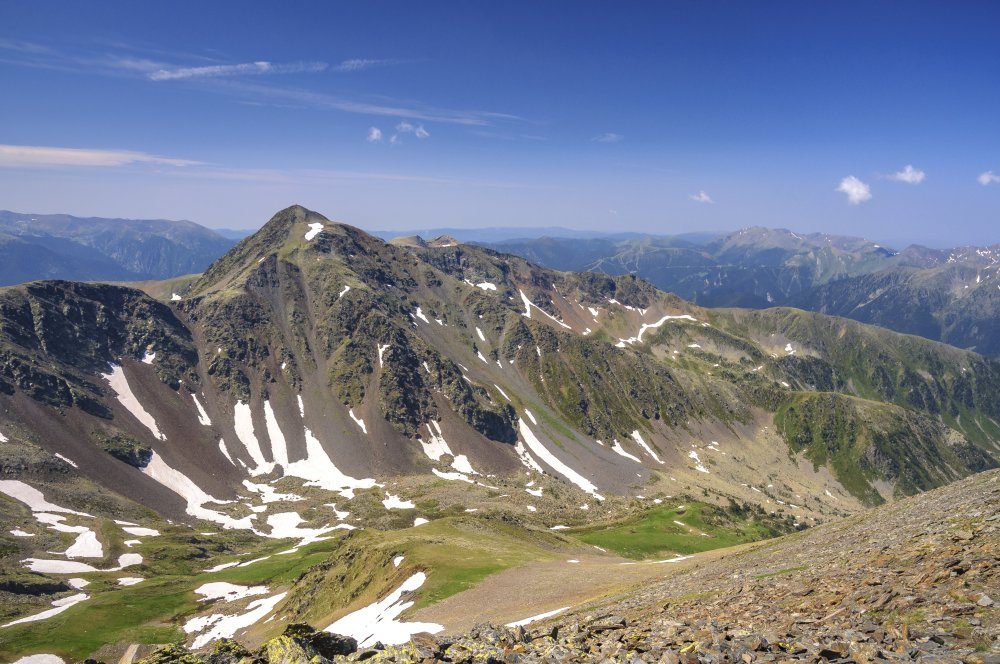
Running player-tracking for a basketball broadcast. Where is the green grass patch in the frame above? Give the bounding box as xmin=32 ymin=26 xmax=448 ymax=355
xmin=568 ymin=501 xmax=791 ymax=560
xmin=0 ymin=532 xmax=338 ymax=661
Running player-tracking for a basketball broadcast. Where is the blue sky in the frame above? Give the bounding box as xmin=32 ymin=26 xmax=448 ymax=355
xmin=1 ymin=1 xmax=998 ymax=245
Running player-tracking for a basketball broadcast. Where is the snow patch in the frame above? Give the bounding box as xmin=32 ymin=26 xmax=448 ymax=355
xmin=610 ymin=440 xmax=641 ymax=463
xmin=142 ymin=452 xmax=254 ymax=530
xmin=233 ymin=402 xmax=275 ymax=476
xmin=506 ymin=606 xmax=570 ymax=627
xmin=518 ymin=418 xmax=604 ymax=500
xmin=383 ymin=494 xmax=415 ymax=510
xmin=349 ymin=409 xmax=368 ymax=434
xmin=325 ymin=572 xmax=442 ymax=647
xmin=102 ymin=364 xmax=166 ymax=440
xmin=192 ymin=394 xmax=212 ymax=426
xmin=630 ymin=430 xmax=664 ymax=464
xmin=304 ymin=222 xmax=324 ymax=241
xmin=186 ymin=591 xmax=287 ymax=649
xmin=2 ymin=592 xmax=89 ymax=627
xmin=53 ymin=453 xmax=77 ymax=468
xmin=519 ymin=290 xmax=571 ymax=329
xmin=687 ymin=449 xmax=709 ymax=473
xmin=282 ymin=427 xmax=378 ymax=497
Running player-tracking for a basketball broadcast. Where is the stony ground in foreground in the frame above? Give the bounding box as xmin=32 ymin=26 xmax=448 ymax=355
xmin=136 ymin=469 xmax=999 ymax=663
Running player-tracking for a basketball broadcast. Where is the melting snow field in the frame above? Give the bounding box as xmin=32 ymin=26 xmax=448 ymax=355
xmin=506 ymin=606 xmax=570 ymax=627
xmin=185 ymin=591 xmax=288 ymax=649
xmin=64 ymin=530 xmax=103 ymax=558
xmin=610 ymin=440 xmax=641 ymax=463
xmin=518 ymin=290 xmax=572 ymax=329
xmin=325 ymin=572 xmax=443 ymax=647
xmin=383 ymin=493 xmax=415 ymax=510
xmin=117 ymin=577 xmax=144 ymax=586
xmin=192 ymin=394 xmax=212 ymax=426
xmin=349 ymin=409 xmax=368 ymax=434
xmin=688 ymin=449 xmax=710 ymax=473
xmin=304 ymin=222 xmax=324 ymax=241
xmin=195 ymin=582 xmax=269 ymax=603
xmin=518 ymin=417 xmax=604 ymax=500
xmin=283 ymin=428 xmax=378 ymax=498
xmin=630 ymin=430 xmax=664 ymax=464
xmin=616 ymin=313 xmax=699 ymax=347
xmin=234 ymin=402 xmax=275 ymax=476
xmin=141 ymin=452 xmax=254 ymax=530
xmin=2 ymin=592 xmax=89 ymax=627
xmin=101 ymin=364 xmax=166 ymax=440
xmin=0 ymin=480 xmax=91 ymax=516
xmin=23 ymin=559 xmax=97 ymax=574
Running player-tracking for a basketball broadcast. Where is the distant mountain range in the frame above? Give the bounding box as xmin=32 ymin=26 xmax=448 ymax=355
xmin=481 ymin=227 xmax=1000 ymax=356
xmin=0 ymin=211 xmax=237 ymax=285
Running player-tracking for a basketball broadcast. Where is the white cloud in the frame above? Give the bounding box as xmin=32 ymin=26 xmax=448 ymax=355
xmin=592 ymin=133 xmax=623 ymax=144
xmin=335 ymin=58 xmax=402 ymax=72
xmin=887 ymin=164 xmax=925 ymax=184
xmin=389 ymin=122 xmax=430 ymax=144
xmin=148 ymin=60 xmax=327 ymax=81
xmin=978 ymin=170 xmax=1000 ymax=186
xmin=836 ymin=175 xmax=872 ymax=205
xmin=689 ymin=191 xmax=713 ymax=204
xmin=0 ymin=144 xmax=200 ymax=168
xmin=0 ymin=41 xmax=519 ymax=127
xmin=366 ymin=127 xmax=383 ymax=143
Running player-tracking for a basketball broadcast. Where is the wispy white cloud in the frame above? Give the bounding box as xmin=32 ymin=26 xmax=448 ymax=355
xmin=0 ymin=38 xmax=52 ymax=55
xmin=335 ymin=58 xmax=404 ymax=72
xmin=366 ymin=127 xmax=383 ymax=143
xmin=0 ymin=41 xmax=523 ymax=126
xmin=836 ymin=175 xmax=872 ymax=204
xmin=592 ymin=133 xmax=623 ymax=144
xmin=388 ymin=122 xmax=430 ymax=144
xmin=689 ymin=190 xmax=714 ymax=204
xmin=216 ymin=80 xmax=518 ymax=126
xmin=886 ymin=164 xmax=926 ymax=184
xmin=978 ymin=170 xmax=1000 ymax=186
xmin=148 ymin=60 xmax=327 ymax=81
xmin=0 ymin=144 xmax=200 ymax=168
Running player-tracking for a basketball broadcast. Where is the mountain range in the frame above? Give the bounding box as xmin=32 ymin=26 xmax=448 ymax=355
xmin=483 ymin=227 xmax=1000 ymax=356
xmin=0 ymin=211 xmax=237 ymax=286
xmin=0 ymin=206 xmax=997 ymax=660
